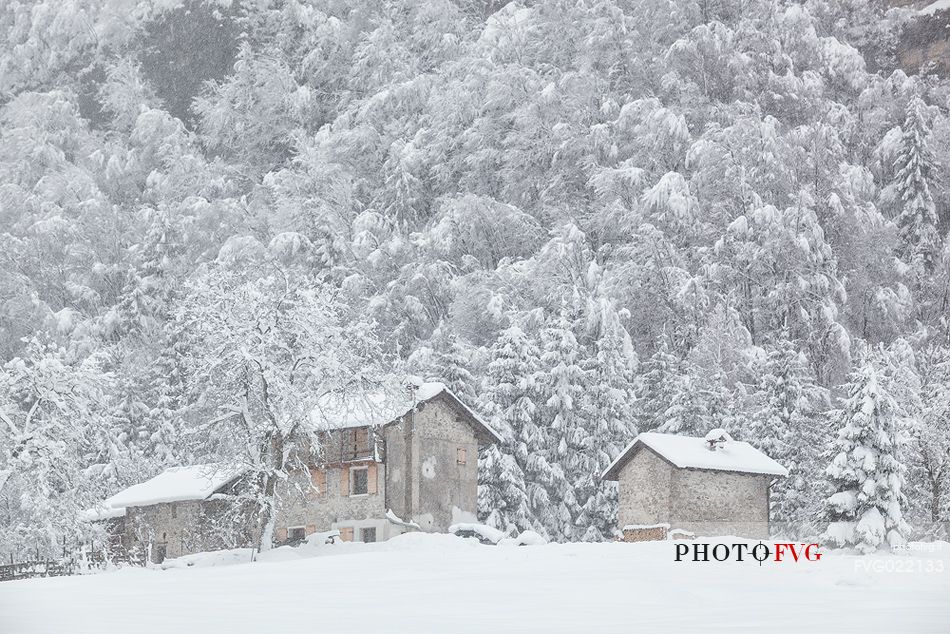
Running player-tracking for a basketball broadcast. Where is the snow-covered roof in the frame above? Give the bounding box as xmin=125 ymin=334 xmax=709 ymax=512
xmin=922 ymin=1 xmax=950 ymax=16
xmin=83 ymin=463 xmax=248 ymax=521
xmin=601 ymin=432 xmax=789 ymax=480
xmin=310 ymin=381 xmax=502 ymax=444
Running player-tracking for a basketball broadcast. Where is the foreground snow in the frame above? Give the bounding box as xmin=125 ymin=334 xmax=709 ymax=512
xmin=2 ymin=535 xmax=948 ymax=633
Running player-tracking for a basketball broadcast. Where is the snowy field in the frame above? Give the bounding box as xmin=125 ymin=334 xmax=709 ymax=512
xmin=1 ymin=534 xmax=948 ymax=633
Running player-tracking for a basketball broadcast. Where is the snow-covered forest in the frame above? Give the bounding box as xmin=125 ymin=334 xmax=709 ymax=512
xmin=1 ymin=0 xmax=949 ymax=558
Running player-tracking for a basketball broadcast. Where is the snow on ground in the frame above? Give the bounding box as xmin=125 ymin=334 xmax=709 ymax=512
xmin=1 ymin=535 xmax=948 ymax=633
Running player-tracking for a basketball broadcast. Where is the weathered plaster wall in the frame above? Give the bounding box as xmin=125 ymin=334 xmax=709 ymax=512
xmin=617 ymin=447 xmax=673 ymax=528
xmin=384 ymin=419 xmax=411 ymax=525
xmin=412 ymin=394 xmax=479 ymax=531
xmin=383 ymin=394 xmax=479 ymax=532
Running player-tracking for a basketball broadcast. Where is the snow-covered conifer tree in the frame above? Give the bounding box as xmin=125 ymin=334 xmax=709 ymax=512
xmin=747 ymin=337 xmax=827 ymax=536
xmin=575 ymin=298 xmax=638 ymax=541
xmin=408 ymin=330 xmax=478 ymax=402
xmin=478 ymin=324 xmax=537 ymax=536
xmin=893 ymin=95 xmax=940 ymax=274
xmin=824 ymin=348 xmax=909 ymax=552
xmin=535 ymin=311 xmax=586 ymax=541
xmin=634 ymin=340 xmax=681 ymax=433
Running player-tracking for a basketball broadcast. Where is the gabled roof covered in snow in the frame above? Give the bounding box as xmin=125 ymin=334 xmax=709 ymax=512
xmin=83 ymin=463 xmax=248 ymax=521
xmin=310 ymin=380 xmax=502 ymax=445
xmin=922 ymin=1 xmax=950 ymax=16
xmin=601 ymin=432 xmax=789 ymax=480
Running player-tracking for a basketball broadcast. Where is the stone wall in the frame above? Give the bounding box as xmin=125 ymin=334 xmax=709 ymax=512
xmin=274 ymin=461 xmax=390 ymax=542
xmin=126 ymin=500 xmax=198 ymax=561
xmin=617 ymin=446 xmax=674 ymax=527
xmin=669 ymin=468 xmax=771 ymax=540
xmin=125 ymin=499 xmax=253 ymax=562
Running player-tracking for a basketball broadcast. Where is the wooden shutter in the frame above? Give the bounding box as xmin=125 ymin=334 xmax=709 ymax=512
xmin=355 ymin=427 xmax=368 ymax=450
xmin=367 ymin=463 xmax=378 ymax=495
xmin=310 ymin=467 xmax=326 ymax=496
xmin=275 ymin=527 xmax=287 ymax=543
xmin=340 ymin=527 xmax=354 ymax=542
xmin=306 ymin=524 xmax=316 ymax=535
xmin=340 ymin=465 xmax=350 ymax=496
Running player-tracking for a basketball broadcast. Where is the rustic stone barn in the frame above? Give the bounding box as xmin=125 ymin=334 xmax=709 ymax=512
xmin=87 ymin=382 xmax=501 ymax=562
xmin=85 ymin=464 xmax=251 ymax=562
xmin=601 ymin=430 xmax=788 ymax=539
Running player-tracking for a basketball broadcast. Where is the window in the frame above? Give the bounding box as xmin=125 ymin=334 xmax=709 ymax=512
xmin=339 ymin=527 xmax=354 ymax=542
xmin=457 ymin=448 xmax=467 ymax=465
xmin=288 ymin=527 xmax=306 ymax=544
xmin=351 ymin=467 xmax=368 ymax=495
xmin=361 ymin=527 xmax=377 ymax=543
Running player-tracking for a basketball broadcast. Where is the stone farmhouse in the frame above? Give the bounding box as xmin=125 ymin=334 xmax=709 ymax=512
xmin=88 ymin=382 xmax=501 ymax=563
xmin=602 ymin=430 xmax=788 ymax=540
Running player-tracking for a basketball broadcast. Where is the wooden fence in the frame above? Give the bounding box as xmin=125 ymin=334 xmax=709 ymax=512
xmin=0 ymin=550 xmax=145 ymax=583
xmin=0 ymin=560 xmax=76 ymax=582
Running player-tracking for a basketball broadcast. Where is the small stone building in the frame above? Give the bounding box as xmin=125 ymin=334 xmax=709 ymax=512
xmin=601 ymin=430 xmax=788 ymax=539
xmin=87 ymin=464 xmax=251 ymax=562
xmin=89 ymin=382 xmax=500 ymax=562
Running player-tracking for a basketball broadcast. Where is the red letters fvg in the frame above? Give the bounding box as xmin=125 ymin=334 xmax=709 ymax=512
xmin=773 ymin=543 xmax=823 ymax=562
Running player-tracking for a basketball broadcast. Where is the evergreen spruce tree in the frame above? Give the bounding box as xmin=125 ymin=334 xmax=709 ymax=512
xmin=823 ymin=348 xmax=909 ymax=552
xmin=747 ymin=337 xmax=826 ymax=537
xmin=575 ymin=299 xmax=638 ymax=541
xmin=634 ymin=339 xmax=681 ymax=433
xmin=894 ymin=95 xmax=940 ymax=273
xmin=409 ymin=330 xmax=478 ymax=402
xmin=534 ymin=312 xmax=584 ymax=541
xmin=478 ymin=325 xmax=537 ymax=536
xmin=655 ymin=365 xmax=733 ymax=438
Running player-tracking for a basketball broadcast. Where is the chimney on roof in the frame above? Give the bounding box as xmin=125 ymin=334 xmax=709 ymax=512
xmin=704 ymin=428 xmax=732 ymax=451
